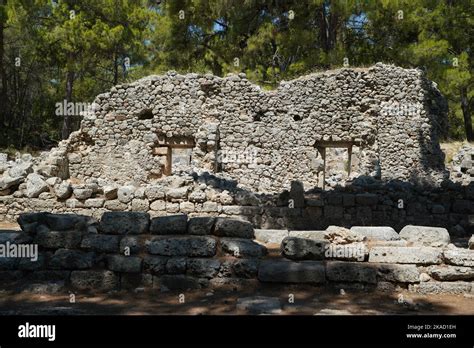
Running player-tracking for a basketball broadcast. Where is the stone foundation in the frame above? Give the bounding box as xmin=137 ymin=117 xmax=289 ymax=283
xmin=0 ymin=212 xmax=472 ymax=295
xmin=1 ymin=177 xmax=473 ymax=236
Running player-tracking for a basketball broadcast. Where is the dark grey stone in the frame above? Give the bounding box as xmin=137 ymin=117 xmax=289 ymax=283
xmin=143 ymin=255 xmax=168 ymax=275
xmin=326 ymin=261 xmax=377 ymax=284
xmin=49 ymin=249 xmax=95 ymax=270
xmin=150 ymin=214 xmax=188 ymax=234
xmin=214 ymin=218 xmax=254 ymax=239
xmin=99 ymin=212 xmax=150 ymax=235
xmin=81 ymin=234 xmax=120 ymax=253
xmin=107 ymin=255 xmax=142 ymax=273
xmin=221 ymin=238 xmax=267 ymax=258
xmin=281 ymin=237 xmax=328 ymax=260
xmin=258 ymin=260 xmax=326 ymax=283
xmin=147 ymin=236 xmax=217 ymax=257
xmin=70 ymin=270 xmax=119 ymax=291
xmin=187 ymin=258 xmax=221 ymax=278
xmin=187 ymin=217 xmax=215 ymax=235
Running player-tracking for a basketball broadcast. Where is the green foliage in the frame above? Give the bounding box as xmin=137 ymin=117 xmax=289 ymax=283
xmin=0 ymin=0 xmax=473 ymax=148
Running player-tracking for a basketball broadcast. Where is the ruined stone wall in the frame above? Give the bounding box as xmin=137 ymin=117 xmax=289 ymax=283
xmin=1 ymin=213 xmax=472 ymax=295
xmin=1 ymin=174 xmax=473 ymax=236
xmin=51 ymin=63 xmax=447 ymax=193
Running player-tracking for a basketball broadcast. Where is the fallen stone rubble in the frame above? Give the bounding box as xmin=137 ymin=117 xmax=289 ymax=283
xmin=0 ymin=213 xmax=472 ymax=295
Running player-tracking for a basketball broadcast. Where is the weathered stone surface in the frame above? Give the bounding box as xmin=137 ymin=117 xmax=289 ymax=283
xmin=288 ymin=230 xmax=327 ymax=240
xmin=73 ymin=187 xmax=93 ymax=200
xmin=104 ymin=200 xmax=128 ymax=211
xmin=166 ymin=257 xmax=186 ymax=274
xmin=150 ymin=214 xmax=188 ymax=234
xmin=258 ymin=260 xmax=326 ymax=283
xmin=324 ymin=242 xmax=368 ymax=261
xmin=24 ymin=270 xmax=71 ymax=282
xmin=49 ymin=249 xmax=95 ymax=269
xmin=70 ymin=270 xmax=119 ymax=291
xmin=103 ymin=185 xmax=118 ymax=200
xmin=255 ymin=229 xmax=289 ymax=244
xmin=117 ymin=186 xmax=135 ymax=203
xmin=131 ymin=198 xmax=149 ymax=212
xmin=399 ymin=225 xmax=450 ymax=247
xmin=158 ymin=275 xmax=202 ymax=291
xmin=214 ymin=218 xmax=254 ymax=239
xmin=355 ymin=193 xmax=379 ymax=206
xmin=34 ymin=230 xmax=82 ymax=249
xmin=0 ymin=257 xmax=19 ymax=270
xmin=369 ymin=246 xmax=443 ymax=265
xmin=443 ymin=248 xmax=474 ymax=267
xmin=281 ymin=237 xmax=328 ymax=260
xmin=350 ymin=226 xmax=400 ymax=241
xmin=375 ymin=264 xmax=420 ymax=283
xmin=43 ymin=213 xmax=94 ymax=231
xmin=80 ymin=234 xmax=120 ymax=253
xmin=220 ymin=259 xmax=259 ymax=279
xmin=17 ymin=212 xmax=45 ymax=233
xmin=0 ymin=175 xmax=23 ymax=191
xmin=187 ymin=217 xmax=215 ymax=235
xmin=18 ymin=255 xmax=45 ymax=271
xmin=120 ymin=236 xmax=141 ymax=254
xmin=26 ymin=173 xmax=49 ymax=198
xmin=468 ymin=235 xmax=474 ymax=250
xmin=8 ymin=161 xmax=33 ymax=178
xmin=144 ymin=186 xmax=165 ymax=201
xmin=121 ymin=273 xmax=153 ymax=289
xmin=326 ymin=261 xmax=377 ymax=284
xmin=166 ymin=187 xmax=188 ymax=200
xmin=221 ymin=238 xmax=267 ymax=258
xmin=84 ymin=198 xmax=105 ymax=208
xmin=143 ymin=255 xmax=168 ymax=275
xmin=107 ymin=255 xmax=142 ymax=273
xmin=99 ymin=212 xmax=150 ymax=235
xmin=236 ymin=296 xmax=282 ymax=314
xmin=54 ymin=181 xmax=72 ymax=200
xmin=187 ymin=258 xmax=221 ymax=278
xmin=411 ymin=282 xmax=472 ymax=294
xmin=147 ymin=236 xmax=217 ymax=257
xmin=326 ymin=226 xmax=365 ymax=244
xmin=426 ymin=265 xmax=474 ymax=281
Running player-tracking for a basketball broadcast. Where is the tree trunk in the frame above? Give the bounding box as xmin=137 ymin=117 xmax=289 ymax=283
xmin=460 ymin=87 xmax=473 ymax=141
xmin=62 ymin=69 xmax=75 ymax=139
xmin=0 ymin=0 xmax=8 ymax=127
xmin=113 ymin=50 xmax=118 ymax=85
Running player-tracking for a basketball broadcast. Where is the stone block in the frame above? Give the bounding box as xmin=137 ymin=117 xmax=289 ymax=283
xmin=147 ymin=236 xmax=217 ymax=257
xmin=220 ymin=238 xmax=267 ymax=258
xmin=214 ymin=218 xmax=254 ymax=238
xmin=70 ymin=270 xmax=119 ymax=291
xmin=99 ymin=212 xmax=150 ymax=235
xmin=368 ymin=246 xmax=443 ymax=265
xmin=326 ymin=261 xmax=377 ymax=284
xmin=258 ymin=260 xmax=325 ymax=283
xmin=150 ymin=214 xmax=188 ymax=234
xmin=187 ymin=217 xmax=216 ymax=235
xmin=107 ymin=255 xmax=142 ymax=273
xmin=80 ymin=234 xmax=120 ymax=253
xmin=350 ymin=226 xmax=400 ymax=241
xmin=399 ymin=225 xmax=450 ymax=247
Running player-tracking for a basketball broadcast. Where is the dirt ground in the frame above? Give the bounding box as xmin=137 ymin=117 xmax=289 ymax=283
xmin=0 ymin=285 xmax=473 ymax=315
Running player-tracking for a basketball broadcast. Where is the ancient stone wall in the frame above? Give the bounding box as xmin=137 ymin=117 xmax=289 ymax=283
xmin=1 ymin=213 xmax=472 ymax=295
xmin=40 ymin=63 xmax=448 ymax=194
xmin=1 ymin=174 xmax=473 ymax=235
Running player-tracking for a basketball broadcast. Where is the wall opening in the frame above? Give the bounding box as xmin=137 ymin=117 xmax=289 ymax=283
xmin=315 ymin=141 xmax=359 ymax=190
xmin=137 ymin=109 xmax=154 ymax=120
xmin=153 ymin=136 xmax=195 ymax=176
